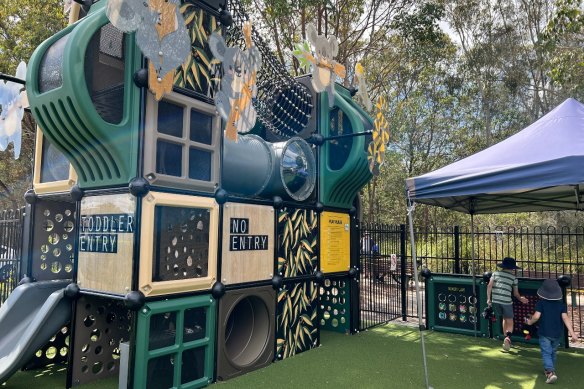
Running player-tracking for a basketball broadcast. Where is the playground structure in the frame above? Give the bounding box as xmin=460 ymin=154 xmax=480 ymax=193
xmin=0 ymin=1 xmax=373 ymax=388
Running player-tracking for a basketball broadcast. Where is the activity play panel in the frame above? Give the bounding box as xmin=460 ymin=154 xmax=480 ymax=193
xmin=427 ymin=274 xmax=488 ymax=337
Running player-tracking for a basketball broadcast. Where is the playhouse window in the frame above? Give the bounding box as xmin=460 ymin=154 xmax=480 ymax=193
xmin=156 ymin=141 xmax=183 ymax=177
xmin=190 ymin=109 xmax=213 ymax=145
xmin=146 ymin=92 xmax=219 ymax=189
xmin=84 ymin=23 xmax=126 ymax=124
xmin=157 ymin=100 xmax=184 ymax=138
xmin=328 ymin=108 xmax=353 ymax=171
xmin=40 ymin=136 xmax=70 ymax=183
xmin=188 ymin=148 xmax=212 ymax=181
xmin=39 ymin=34 xmax=70 ymax=93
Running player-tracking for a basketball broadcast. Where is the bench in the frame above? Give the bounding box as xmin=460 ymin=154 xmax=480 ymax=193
xmin=362 ymin=254 xmax=414 ymax=285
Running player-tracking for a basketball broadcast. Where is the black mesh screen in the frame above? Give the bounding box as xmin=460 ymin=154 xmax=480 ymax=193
xmin=226 ymin=2 xmax=314 ymax=139
xmin=84 ymin=23 xmax=125 ymax=124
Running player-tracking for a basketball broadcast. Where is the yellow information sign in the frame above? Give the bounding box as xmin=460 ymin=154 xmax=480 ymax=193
xmin=320 ymin=212 xmax=350 ymax=273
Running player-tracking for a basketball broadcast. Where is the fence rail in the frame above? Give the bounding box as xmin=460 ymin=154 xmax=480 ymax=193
xmin=359 ymin=223 xmax=584 ymax=340
xmin=0 ymin=208 xmax=24 ymax=306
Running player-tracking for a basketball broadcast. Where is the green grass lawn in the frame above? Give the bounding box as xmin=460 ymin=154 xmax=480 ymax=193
xmin=3 ymin=323 xmax=583 ymax=388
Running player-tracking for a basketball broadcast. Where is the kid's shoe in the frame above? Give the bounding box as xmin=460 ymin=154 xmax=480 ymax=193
xmin=545 ymin=372 xmax=557 ymax=384
xmin=503 ymin=336 xmax=511 ymax=351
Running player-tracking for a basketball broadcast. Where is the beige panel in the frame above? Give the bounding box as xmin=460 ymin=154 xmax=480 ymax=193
xmin=77 ymin=194 xmax=136 ymax=295
xmin=221 ymin=203 xmax=274 ymax=284
xmin=33 ymin=127 xmax=77 ymax=194
xmin=139 ymin=192 xmax=219 ymax=297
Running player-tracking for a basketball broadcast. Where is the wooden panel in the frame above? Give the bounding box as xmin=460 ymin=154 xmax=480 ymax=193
xmin=77 ymin=194 xmax=136 ymax=295
xmin=320 ymin=212 xmax=350 ymax=273
xmin=221 ymin=203 xmax=274 ymax=284
xmin=139 ymin=192 xmax=218 ymax=297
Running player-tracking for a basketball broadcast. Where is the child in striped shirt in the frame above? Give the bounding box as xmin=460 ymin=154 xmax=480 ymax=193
xmin=486 ymin=257 xmax=528 ymax=351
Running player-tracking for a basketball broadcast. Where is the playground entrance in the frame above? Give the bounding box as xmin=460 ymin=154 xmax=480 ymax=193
xmin=358 ymin=223 xmax=584 ymax=341
xmin=0 ymin=208 xmax=24 ymax=305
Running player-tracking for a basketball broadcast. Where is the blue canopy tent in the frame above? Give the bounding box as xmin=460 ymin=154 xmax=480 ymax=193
xmin=406 ymin=98 xmax=584 ymax=214
xmin=403 ymin=98 xmax=584 ymax=389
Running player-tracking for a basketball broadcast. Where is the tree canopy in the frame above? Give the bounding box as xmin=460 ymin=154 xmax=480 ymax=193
xmin=0 ymin=0 xmax=66 ymax=209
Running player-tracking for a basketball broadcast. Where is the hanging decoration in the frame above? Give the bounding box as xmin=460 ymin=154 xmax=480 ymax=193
xmin=106 ymin=0 xmax=191 ymax=100
xmin=367 ymin=96 xmax=390 ymax=176
xmin=208 ymin=21 xmax=262 ymax=142
xmin=354 ymin=62 xmax=372 ymax=111
xmin=0 ymin=61 xmax=29 ymax=159
xmin=293 ymin=23 xmax=345 ymax=108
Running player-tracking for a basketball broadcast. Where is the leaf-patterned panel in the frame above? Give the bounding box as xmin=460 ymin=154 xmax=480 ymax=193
xmin=276 ymin=280 xmax=319 ymax=360
xmin=175 ymin=1 xmax=221 ymax=98
xmin=277 ymin=208 xmax=318 ymax=278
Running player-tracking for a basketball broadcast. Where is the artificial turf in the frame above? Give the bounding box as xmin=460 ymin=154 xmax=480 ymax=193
xmin=2 ymin=323 xmax=583 ymax=388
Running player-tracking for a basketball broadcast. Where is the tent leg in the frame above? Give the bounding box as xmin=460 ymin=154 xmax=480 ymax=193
xmin=471 ymin=214 xmax=478 ymax=337
xmin=407 ymin=201 xmax=433 ymax=389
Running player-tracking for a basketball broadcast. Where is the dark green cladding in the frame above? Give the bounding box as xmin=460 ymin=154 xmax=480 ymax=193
xmin=319 ymin=86 xmax=373 ymax=209
xmin=26 ymin=1 xmax=141 ymax=189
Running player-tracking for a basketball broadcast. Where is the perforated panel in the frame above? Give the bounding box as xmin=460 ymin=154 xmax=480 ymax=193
xmin=153 ymin=205 xmax=210 ymax=282
xmin=139 ymin=193 xmax=218 ymax=297
xmin=31 ymin=199 xmax=76 ymax=281
xmin=71 ymin=295 xmax=133 ymax=386
xmin=24 ymin=325 xmax=71 ymax=370
xmin=319 ymin=277 xmax=351 ymax=333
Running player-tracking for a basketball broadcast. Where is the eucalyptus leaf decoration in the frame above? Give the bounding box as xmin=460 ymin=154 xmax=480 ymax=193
xmin=276 ymin=281 xmax=318 ymax=359
xmin=175 ymin=2 xmax=221 ymax=97
xmin=0 ymin=61 xmax=28 ymax=159
xmin=277 ymin=208 xmax=318 ymax=277
xmin=106 ymin=0 xmax=191 ymax=100
xmin=367 ymin=96 xmax=390 ymax=175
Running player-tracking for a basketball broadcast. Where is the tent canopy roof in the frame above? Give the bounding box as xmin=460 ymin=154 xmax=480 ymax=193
xmin=406 ymin=98 xmax=584 ymax=214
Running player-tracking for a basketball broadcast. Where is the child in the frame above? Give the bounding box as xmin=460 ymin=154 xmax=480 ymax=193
xmin=486 ymin=257 xmax=528 ymax=351
xmin=525 ymin=279 xmax=578 ymax=384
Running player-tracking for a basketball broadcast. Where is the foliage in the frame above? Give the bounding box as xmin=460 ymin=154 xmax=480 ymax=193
xmin=277 ymin=208 xmax=318 ymax=277
xmin=543 ymin=0 xmax=584 ymax=100
xmin=0 ymin=0 xmax=67 ymax=208
xmin=174 ymin=1 xmax=222 ymax=97
xmin=276 ymin=281 xmax=319 ymax=359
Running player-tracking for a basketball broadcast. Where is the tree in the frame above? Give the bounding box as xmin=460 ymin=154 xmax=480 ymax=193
xmin=543 ymin=0 xmax=584 ymax=100
xmin=0 ymin=0 xmax=67 ymax=209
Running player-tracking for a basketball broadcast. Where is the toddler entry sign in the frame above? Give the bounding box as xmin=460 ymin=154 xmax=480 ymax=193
xmin=77 ymin=194 xmax=136 ymax=294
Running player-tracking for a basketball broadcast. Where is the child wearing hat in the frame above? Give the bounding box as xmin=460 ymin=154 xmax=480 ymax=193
xmin=486 ymin=257 xmax=529 ymax=351
xmin=525 ymin=279 xmax=578 ymax=384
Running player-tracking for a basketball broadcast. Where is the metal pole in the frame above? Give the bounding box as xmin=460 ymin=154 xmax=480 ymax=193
xmin=471 ymin=214 xmax=478 ymax=337
xmin=407 ymin=198 xmax=432 ymax=389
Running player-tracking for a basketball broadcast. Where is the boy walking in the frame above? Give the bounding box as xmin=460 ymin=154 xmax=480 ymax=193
xmin=486 ymin=257 xmax=528 ymax=351
xmin=525 ymin=279 xmax=578 ymax=384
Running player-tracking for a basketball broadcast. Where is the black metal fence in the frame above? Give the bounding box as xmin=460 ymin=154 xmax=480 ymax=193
xmin=0 ymin=208 xmax=24 ymax=306
xmin=359 ymin=223 xmax=584 ymax=340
